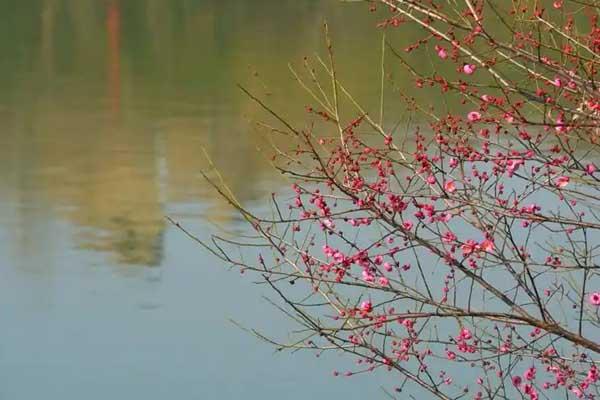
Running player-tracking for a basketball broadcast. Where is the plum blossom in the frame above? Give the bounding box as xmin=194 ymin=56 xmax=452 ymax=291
xmin=555 ymin=115 xmax=567 ymax=133
xmin=551 ymin=77 xmax=562 ymax=87
xmin=459 ymin=327 xmax=472 ymax=340
xmin=442 ymin=231 xmax=457 ymax=244
xmin=524 ymin=367 xmax=536 ymax=381
xmin=467 ymin=111 xmax=482 ymax=122
xmin=444 ymin=180 xmax=457 ymax=193
xmin=322 ymin=218 xmax=335 ymax=229
xmin=585 ymin=163 xmax=596 ymax=175
xmin=378 ymin=277 xmax=389 ymax=286
xmin=571 ymin=387 xmax=583 ymax=399
xmin=512 ymin=376 xmax=522 ymax=387
xmin=555 ymin=176 xmax=570 ymax=188
xmin=504 ymin=112 xmax=515 ymax=123
xmin=462 ymin=64 xmax=476 ymax=75
xmin=461 ymin=240 xmax=477 ymax=256
xmin=524 ymin=384 xmax=538 ymax=400
xmin=217 ymin=6 xmax=600 ymax=400
xmin=435 ymin=45 xmax=448 ymax=59
xmin=360 ymin=300 xmax=373 ymax=313
xmin=480 ymin=239 xmax=494 ymax=252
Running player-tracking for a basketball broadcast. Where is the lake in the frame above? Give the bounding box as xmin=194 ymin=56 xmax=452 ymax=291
xmin=0 ymin=1 xmax=431 ymax=398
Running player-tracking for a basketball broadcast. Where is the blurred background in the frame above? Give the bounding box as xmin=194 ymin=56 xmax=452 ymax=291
xmin=0 ymin=1 xmax=409 ymax=399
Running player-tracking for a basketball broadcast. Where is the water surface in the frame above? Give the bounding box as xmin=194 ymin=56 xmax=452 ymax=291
xmin=0 ymin=1 xmax=418 ymax=398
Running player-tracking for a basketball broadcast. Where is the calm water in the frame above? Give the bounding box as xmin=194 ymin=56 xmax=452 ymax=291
xmin=0 ymin=1 xmax=406 ymax=399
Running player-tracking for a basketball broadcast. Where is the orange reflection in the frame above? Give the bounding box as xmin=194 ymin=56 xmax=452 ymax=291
xmin=107 ymin=0 xmax=121 ymax=116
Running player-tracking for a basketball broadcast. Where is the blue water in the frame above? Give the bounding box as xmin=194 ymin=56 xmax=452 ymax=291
xmin=0 ymin=1 xmax=401 ymax=397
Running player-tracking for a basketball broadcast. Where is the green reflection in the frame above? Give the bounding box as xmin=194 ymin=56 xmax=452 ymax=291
xmin=0 ymin=0 xmax=435 ymax=267
xmin=0 ymin=3 xmax=592 ymax=399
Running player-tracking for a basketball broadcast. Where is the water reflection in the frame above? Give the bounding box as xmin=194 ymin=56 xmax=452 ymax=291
xmin=0 ymin=2 xmax=476 ymax=399
xmin=0 ymin=0 xmax=387 ymax=267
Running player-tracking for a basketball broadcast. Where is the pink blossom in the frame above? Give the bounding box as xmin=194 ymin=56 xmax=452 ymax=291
xmin=524 ymin=384 xmax=538 ymax=400
xmin=589 ymin=292 xmax=600 ymax=306
xmin=360 ymin=300 xmax=373 ymax=313
xmin=463 ymin=64 xmax=476 ymax=75
xmin=500 ymin=344 xmax=511 ymax=353
xmin=322 ymin=245 xmax=334 ymax=257
xmin=551 ymin=77 xmax=562 ymax=87
xmin=585 ymin=163 xmax=596 ymax=175
xmin=480 ymin=239 xmax=494 ymax=252
xmin=449 ymin=158 xmax=459 ymax=168
xmin=512 ymin=376 xmax=522 ymax=387
xmin=444 ymin=180 xmax=457 ymax=193
xmin=555 ymin=115 xmax=566 ymax=133
xmin=553 ymin=0 xmax=563 ymax=8
xmin=587 ymin=99 xmax=600 ymax=111
xmin=446 ymin=350 xmax=456 ymax=360
xmin=571 ymin=387 xmax=583 ymax=398
xmin=459 ymin=327 xmax=472 ymax=340
xmin=523 ymin=367 xmax=536 ymax=381
xmin=402 ymin=319 xmax=414 ymax=329
xmin=588 ymin=366 xmax=598 ymax=381
xmin=467 ymin=111 xmax=482 ymax=122
xmin=555 ymin=176 xmax=570 ymax=188
xmin=461 ymin=240 xmax=477 ymax=256
xmin=402 ymin=220 xmax=413 ymax=230
xmin=568 ymin=79 xmax=577 ymax=89
xmin=333 ymin=251 xmax=345 ymax=263
xmin=378 ymin=277 xmax=389 ymax=286
xmin=362 ymin=270 xmax=375 ymax=282
xmin=435 ymin=45 xmax=448 ymax=59
xmin=521 ymin=204 xmax=541 ymax=214
xmin=442 ymin=231 xmax=457 ymax=244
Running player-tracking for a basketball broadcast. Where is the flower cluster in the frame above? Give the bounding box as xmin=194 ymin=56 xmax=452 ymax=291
xmin=198 ymin=1 xmax=600 ymax=399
